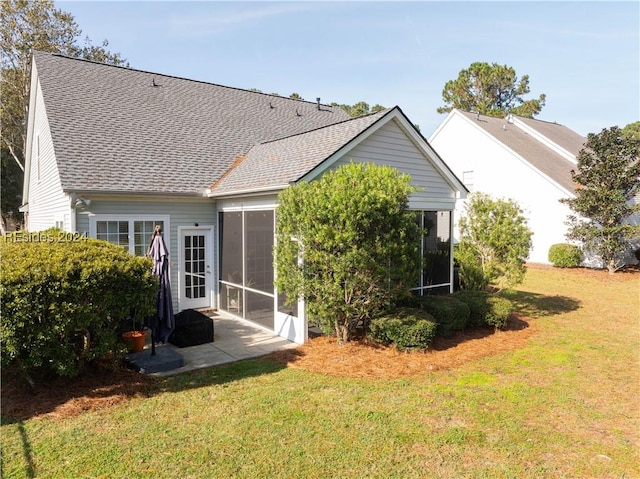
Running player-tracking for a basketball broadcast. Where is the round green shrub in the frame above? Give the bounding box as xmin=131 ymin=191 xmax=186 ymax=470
xmin=417 ymin=295 xmax=470 ymax=337
xmin=1 ymin=230 xmax=157 ymax=377
xmin=452 ymin=290 xmax=491 ymax=327
xmin=485 ymin=296 xmax=514 ymax=330
xmin=548 ymin=243 xmax=583 ymax=268
xmin=368 ymin=308 xmax=437 ymax=350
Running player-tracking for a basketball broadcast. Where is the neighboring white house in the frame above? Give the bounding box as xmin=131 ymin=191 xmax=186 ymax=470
xmin=429 ymin=109 xmax=587 ymax=264
xmin=21 ymin=51 xmax=467 ymax=345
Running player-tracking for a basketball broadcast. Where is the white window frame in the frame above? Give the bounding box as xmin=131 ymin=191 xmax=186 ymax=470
xmin=89 ymin=215 xmax=171 ymax=256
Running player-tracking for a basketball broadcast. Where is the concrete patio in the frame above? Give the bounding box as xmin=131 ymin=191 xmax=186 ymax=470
xmin=126 ymin=312 xmax=299 ymax=377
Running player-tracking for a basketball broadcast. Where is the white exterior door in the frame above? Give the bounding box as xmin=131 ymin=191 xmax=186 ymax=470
xmin=179 ymin=227 xmax=213 ymax=310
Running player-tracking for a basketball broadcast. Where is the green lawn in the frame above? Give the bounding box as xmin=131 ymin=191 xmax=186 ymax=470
xmin=2 ymin=267 xmax=639 ymax=478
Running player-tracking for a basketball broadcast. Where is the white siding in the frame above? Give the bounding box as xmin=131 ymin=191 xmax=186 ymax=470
xmin=25 ymin=81 xmax=71 ymax=231
xmin=76 ymin=197 xmax=216 ymax=312
xmin=332 ymin=119 xmax=458 ymax=210
xmin=431 ymin=113 xmax=574 ymax=264
xmin=624 ymin=192 xmax=640 ymax=264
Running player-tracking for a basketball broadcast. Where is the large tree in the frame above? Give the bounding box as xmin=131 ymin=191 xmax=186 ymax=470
xmin=560 ymin=126 xmax=640 ymax=273
xmin=437 ymin=62 xmax=546 ymax=119
xmin=0 ymin=0 xmax=127 ymax=232
xmin=456 ymin=192 xmax=533 ymax=291
xmin=275 ymin=162 xmax=421 ymax=343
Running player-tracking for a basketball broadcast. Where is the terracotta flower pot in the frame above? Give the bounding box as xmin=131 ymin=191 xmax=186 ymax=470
xmin=122 ymin=330 xmax=147 ymax=353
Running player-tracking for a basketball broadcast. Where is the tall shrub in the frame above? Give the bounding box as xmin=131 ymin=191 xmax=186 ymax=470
xmin=275 ymin=162 xmax=421 ymax=343
xmin=1 ymin=231 xmax=156 ymax=377
xmin=456 ymin=193 xmax=533 ymax=291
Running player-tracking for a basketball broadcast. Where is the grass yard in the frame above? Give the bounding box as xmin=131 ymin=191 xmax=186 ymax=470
xmin=1 ymin=265 xmax=638 ymax=478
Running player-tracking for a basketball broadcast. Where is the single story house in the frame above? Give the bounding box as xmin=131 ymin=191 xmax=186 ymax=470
xmin=21 ymin=51 xmax=467 ymax=344
xmin=429 ymin=109 xmax=588 ymax=264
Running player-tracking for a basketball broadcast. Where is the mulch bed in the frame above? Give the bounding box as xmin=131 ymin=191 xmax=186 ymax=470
xmin=2 ymin=264 xmax=636 ymax=421
xmin=1 ymin=363 xmax=153 ymax=422
xmin=268 ymin=313 xmax=535 ymax=379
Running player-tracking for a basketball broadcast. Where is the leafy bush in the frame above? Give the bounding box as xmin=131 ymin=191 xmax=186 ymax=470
xmin=275 ymin=162 xmax=421 ymax=343
xmin=548 ymin=243 xmax=583 ymax=268
xmin=456 ymin=193 xmax=533 ymax=290
xmin=417 ymin=295 xmax=470 ymax=337
xmin=1 ymin=230 xmax=157 ymax=377
xmin=368 ymin=308 xmax=437 ymax=350
xmin=452 ymin=290 xmax=491 ymax=327
xmin=485 ymin=296 xmax=514 ymax=330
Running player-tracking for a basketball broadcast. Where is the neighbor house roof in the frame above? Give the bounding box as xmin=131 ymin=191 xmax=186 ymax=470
xmin=31 ymin=51 xmax=352 ymax=195
xmin=209 ymin=109 xmax=391 ymax=195
xmin=456 ymin=110 xmax=585 ymax=193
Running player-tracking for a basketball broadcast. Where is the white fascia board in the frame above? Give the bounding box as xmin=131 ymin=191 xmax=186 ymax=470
xmin=456 ymin=112 xmax=575 ymax=198
xmin=512 ymin=117 xmax=578 ymax=164
xmin=428 ymin=109 xmax=457 ymax=143
xmin=299 ymin=107 xmax=468 ymax=198
xmin=22 ymin=57 xmax=40 ymax=206
xmin=298 ymin=109 xmax=397 ymax=183
xmin=207 ymin=184 xmax=289 ymax=199
xmin=393 ymin=109 xmax=468 ymax=198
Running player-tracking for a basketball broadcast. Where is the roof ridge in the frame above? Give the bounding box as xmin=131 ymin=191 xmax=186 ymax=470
xmin=457 ymin=108 xmax=567 ymax=128
xmin=32 ymin=50 xmax=339 ymax=109
xmin=258 ymin=108 xmax=392 ymax=145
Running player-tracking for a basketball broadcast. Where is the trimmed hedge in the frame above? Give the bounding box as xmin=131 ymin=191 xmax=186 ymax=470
xmin=452 ymin=290 xmax=491 ymax=327
xmin=453 ymin=290 xmax=514 ymax=330
xmin=548 ymin=243 xmax=583 ymax=268
xmin=485 ymin=296 xmax=514 ymax=330
xmin=368 ymin=307 xmax=437 ymax=350
xmin=417 ymin=295 xmax=470 ymax=338
xmin=1 ymin=230 xmax=157 ymax=377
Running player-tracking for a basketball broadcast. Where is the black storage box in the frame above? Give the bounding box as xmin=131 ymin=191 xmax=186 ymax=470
xmin=168 ymin=309 xmax=214 ymax=348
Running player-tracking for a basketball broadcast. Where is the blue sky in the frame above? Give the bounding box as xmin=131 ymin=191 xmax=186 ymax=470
xmin=56 ymin=1 xmax=639 ymax=137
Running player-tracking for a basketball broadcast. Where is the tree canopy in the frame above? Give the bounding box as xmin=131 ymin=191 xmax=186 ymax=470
xmin=437 ymin=62 xmax=546 ymax=119
xmin=274 ymin=162 xmax=421 ymax=343
xmin=0 ymin=0 xmax=127 ymax=231
xmin=560 ymin=126 xmax=640 ymax=273
xmin=332 ymin=101 xmax=386 ymax=118
xmin=621 ymin=121 xmax=640 ymax=141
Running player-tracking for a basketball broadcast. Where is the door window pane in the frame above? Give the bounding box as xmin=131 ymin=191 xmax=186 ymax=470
xmin=184 ymin=234 xmax=206 ymax=299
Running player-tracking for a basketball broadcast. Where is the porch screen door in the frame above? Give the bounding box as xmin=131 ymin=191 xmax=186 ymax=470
xmin=180 ymin=227 xmax=213 ymax=310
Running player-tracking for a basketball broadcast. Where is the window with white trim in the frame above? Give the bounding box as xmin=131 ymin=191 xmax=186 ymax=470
xmin=462 ymin=170 xmax=474 ymax=191
xmin=90 ymin=215 xmax=170 ymax=256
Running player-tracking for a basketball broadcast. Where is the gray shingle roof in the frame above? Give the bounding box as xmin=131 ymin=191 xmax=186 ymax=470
xmin=32 ymin=51 xmax=352 ymax=195
xmin=458 ymin=111 xmax=585 ymax=193
xmin=209 ymin=109 xmax=390 ymax=195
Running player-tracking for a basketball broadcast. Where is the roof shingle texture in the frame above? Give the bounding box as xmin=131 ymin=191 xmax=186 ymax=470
xmin=33 ymin=52 xmax=352 ymax=195
xmin=458 ymin=111 xmax=585 ymax=193
xmin=209 ymin=110 xmax=389 ymax=194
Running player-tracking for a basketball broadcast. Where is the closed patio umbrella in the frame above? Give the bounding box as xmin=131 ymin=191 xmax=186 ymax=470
xmin=148 ymin=225 xmax=174 ymax=354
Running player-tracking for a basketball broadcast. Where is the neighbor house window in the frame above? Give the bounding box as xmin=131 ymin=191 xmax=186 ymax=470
xmin=462 ymin=170 xmax=474 ymax=191
xmin=90 ymin=215 xmax=170 ymax=256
